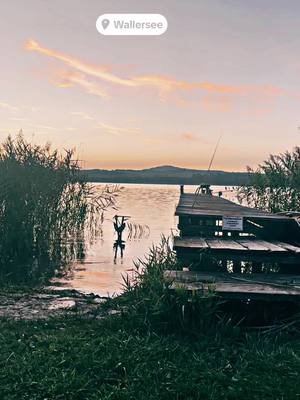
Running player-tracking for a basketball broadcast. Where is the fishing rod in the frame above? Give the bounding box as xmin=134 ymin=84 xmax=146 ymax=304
xmin=192 ymin=134 xmax=222 ymax=207
xmin=207 ymin=135 xmax=222 ymax=172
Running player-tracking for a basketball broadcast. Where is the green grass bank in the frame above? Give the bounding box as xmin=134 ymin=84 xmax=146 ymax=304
xmin=1 ymin=242 xmax=300 ymax=400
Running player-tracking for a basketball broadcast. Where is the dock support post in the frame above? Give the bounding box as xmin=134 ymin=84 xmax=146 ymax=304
xmin=222 ymin=260 xmax=227 ymax=271
xmin=233 ymin=261 xmax=241 ymax=273
xmin=252 ymin=262 xmax=262 ymax=273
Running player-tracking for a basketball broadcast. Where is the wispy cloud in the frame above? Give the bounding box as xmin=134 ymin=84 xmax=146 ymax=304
xmin=0 ymin=102 xmax=19 ymax=112
xmin=10 ymin=117 xmax=31 ymax=122
xmin=28 ymin=123 xmax=58 ymax=131
xmin=70 ymin=111 xmax=140 ymax=135
xmin=55 ymin=70 xmax=109 ymax=98
xmin=25 ymin=39 xmax=284 ymax=109
xmin=132 ymin=75 xmax=279 ymax=96
xmin=28 ymin=123 xmax=77 ymax=132
xmin=98 ymin=122 xmax=140 ymax=135
xmin=71 ymin=111 xmax=94 ymax=120
xmin=181 ymin=132 xmax=199 ymax=141
xmin=22 ymin=106 xmax=41 ymax=113
xmin=25 ymin=40 xmax=135 ymax=87
xmin=201 ymin=95 xmax=233 ymax=113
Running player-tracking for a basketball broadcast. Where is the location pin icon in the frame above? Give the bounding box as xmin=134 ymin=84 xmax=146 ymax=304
xmin=102 ymin=19 xmax=110 ymax=30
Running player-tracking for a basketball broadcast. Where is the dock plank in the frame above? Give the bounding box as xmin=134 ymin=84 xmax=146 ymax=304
xmin=176 ymin=193 xmax=292 ymax=221
xmin=164 ymin=270 xmax=300 ymax=301
xmin=174 ymin=237 xmax=297 ymax=254
xmin=250 ymin=240 xmax=287 ymax=252
xmin=173 ymin=237 xmax=209 ymax=249
xmin=164 ymin=270 xmax=300 ymax=284
xmin=205 ymin=239 xmax=247 ymax=251
xmin=168 ymin=281 xmax=300 ymax=300
xmin=237 ymin=239 xmax=272 ymax=252
xmin=273 ymin=241 xmax=300 ymax=253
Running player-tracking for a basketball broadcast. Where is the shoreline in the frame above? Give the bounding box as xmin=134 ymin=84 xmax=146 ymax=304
xmin=0 ymin=287 xmax=108 ymax=320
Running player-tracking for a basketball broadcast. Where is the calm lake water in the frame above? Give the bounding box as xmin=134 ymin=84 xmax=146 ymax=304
xmin=58 ymin=184 xmax=238 ymax=296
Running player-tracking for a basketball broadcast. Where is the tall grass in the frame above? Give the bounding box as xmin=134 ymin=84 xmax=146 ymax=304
xmin=238 ymin=147 xmax=300 ymax=212
xmin=0 ymin=135 xmax=116 ymax=284
xmin=110 ymin=237 xmax=300 ymax=333
xmin=108 ymin=237 xmax=226 ymax=336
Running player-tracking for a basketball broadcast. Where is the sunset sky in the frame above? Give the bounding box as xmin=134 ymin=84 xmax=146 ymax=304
xmin=0 ymin=0 xmax=299 ymax=171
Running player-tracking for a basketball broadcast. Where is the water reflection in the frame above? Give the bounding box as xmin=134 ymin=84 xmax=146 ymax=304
xmin=113 ymin=239 xmax=125 ymax=262
xmin=113 ymin=215 xmax=128 ymax=262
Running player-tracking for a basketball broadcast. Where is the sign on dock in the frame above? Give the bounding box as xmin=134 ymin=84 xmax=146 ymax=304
xmin=222 ymin=216 xmax=243 ymax=231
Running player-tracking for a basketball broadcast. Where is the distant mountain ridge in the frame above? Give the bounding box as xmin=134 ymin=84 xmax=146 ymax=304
xmin=143 ymin=165 xmax=226 ymax=173
xmin=82 ymin=165 xmax=249 ymax=186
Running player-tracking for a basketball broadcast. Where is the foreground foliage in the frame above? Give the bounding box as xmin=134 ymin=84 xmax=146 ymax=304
xmin=0 ymin=135 xmax=117 ymax=284
xmin=238 ymin=146 xmax=300 ymax=212
xmin=0 ymin=314 xmax=299 ymax=400
xmin=1 ymin=242 xmax=300 ymax=399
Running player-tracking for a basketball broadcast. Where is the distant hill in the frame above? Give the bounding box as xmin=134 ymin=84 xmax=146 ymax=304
xmin=82 ymin=166 xmax=249 ymax=186
xmin=144 ymin=165 xmax=188 ymax=172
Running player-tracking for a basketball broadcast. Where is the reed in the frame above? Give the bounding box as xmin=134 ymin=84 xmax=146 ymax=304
xmin=238 ymin=146 xmax=300 ymax=212
xmin=0 ymin=135 xmax=117 ymax=284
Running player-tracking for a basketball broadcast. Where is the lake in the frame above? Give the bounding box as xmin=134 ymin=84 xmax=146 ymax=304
xmin=58 ymin=183 xmax=238 ymax=296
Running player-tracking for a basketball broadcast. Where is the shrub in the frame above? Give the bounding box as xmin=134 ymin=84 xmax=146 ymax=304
xmin=238 ymin=147 xmax=300 ymax=212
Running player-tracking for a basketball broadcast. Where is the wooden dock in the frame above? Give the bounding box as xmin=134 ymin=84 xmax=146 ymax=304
xmin=174 ymin=237 xmax=300 ymax=265
xmin=164 ymin=270 xmax=300 ymax=301
xmin=176 ymin=192 xmax=292 ymax=220
xmin=170 ymin=186 xmax=300 ymax=301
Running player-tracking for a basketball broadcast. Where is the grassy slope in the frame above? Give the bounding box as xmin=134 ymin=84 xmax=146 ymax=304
xmin=0 ymin=315 xmax=300 ymax=400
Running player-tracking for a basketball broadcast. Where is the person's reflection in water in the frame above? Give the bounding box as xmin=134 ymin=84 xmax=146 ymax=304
xmin=113 ymin=215 xmax=129 ymax=263
xmin=113 ymin=240 xmax=125 ymax=263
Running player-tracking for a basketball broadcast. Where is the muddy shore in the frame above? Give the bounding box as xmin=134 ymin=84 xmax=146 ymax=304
xmin=0 ymin=288 xmax=110 ymax=320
